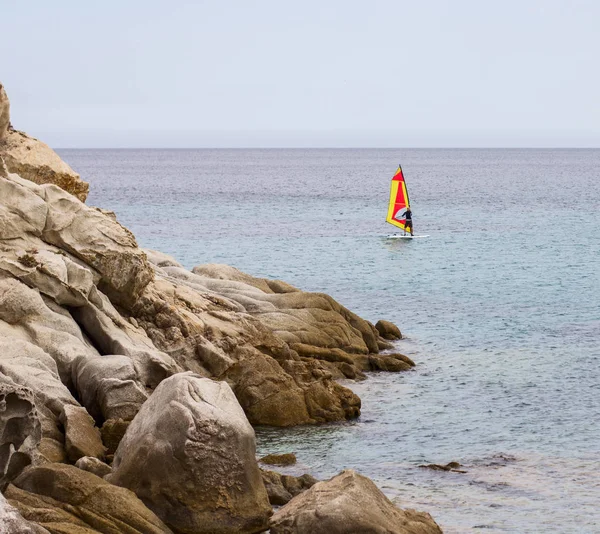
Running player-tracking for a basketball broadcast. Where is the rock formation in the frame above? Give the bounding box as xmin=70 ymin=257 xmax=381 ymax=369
xmin=108 ymin=372 xmax=272 ymax=534
xmin=270 ymin=470 xmax=443 ymax=534
xmin=0 ymin=89 xmax=441 ymax=533
xmin=0 ymin=82 xmax=89 ymax=201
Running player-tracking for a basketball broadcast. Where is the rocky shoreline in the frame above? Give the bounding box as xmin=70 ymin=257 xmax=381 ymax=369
xmin=0 ymin=83 xmax=442 ymax=533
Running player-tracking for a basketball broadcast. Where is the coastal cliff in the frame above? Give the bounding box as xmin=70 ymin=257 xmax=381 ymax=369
xmin=0 ymin=83 xmax=442 ymax=533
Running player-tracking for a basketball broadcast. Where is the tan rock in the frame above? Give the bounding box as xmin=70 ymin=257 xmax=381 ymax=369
xmin=261 ymin=469 xmax=318 ymax=506
xmin=0 ymin=83 xmax=88 ymax=200
xmin=6 ymin=463 xmax=172 ymax=534
xmin=75 ymin=456 xmax=112 ymax=478
xmin=370 ymin=353 xmax=415 ymax=372
xmin=259 ymin=452 xmax=297 ymax=466
xmin=0 ymin=83 xmax=10 ymax=140
xmin=0 ymin=493 xmax=49 ymax=534
xmin=109 ymin=372 xmax=272 ymax=534
xmin=59 ymin=405 xmax=105 ymax=462
xmin=270 ymin=470 xmax=442 ymax=534
xmin=376 ymin=319 xmax=402 ymax=340
xmin=1 ymin=128 xmax=89 ymax=201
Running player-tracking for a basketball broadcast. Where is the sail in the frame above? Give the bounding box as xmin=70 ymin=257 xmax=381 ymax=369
xmin=386 ymin=165 xmax=411 ymax=230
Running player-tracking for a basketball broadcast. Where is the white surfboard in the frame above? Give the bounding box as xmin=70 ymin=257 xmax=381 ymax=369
xmin=385 ymin=234 xmax=429 ymax=239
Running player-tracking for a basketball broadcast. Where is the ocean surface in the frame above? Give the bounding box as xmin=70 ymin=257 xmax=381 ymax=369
xmin=59 ymin=148 xmax=600 ymax=533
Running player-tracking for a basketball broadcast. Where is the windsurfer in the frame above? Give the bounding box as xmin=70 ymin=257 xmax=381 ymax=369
xmin=404 ymin=207 xmax=413 ymax=236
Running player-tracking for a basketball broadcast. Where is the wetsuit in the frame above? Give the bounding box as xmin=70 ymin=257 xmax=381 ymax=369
xmin=404 ymin=209 xmax=413 ymax=233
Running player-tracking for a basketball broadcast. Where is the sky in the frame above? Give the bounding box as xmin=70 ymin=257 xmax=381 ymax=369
xmin=2 ymin=0 xmax=600 ymax=148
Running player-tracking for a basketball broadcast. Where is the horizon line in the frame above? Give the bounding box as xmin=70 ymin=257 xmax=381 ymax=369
xmin=55 ymin=146 xmax=600 ymax=150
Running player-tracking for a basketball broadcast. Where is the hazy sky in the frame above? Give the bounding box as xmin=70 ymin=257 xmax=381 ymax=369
xmin=3 ymin=0 xmax=599 ymax=147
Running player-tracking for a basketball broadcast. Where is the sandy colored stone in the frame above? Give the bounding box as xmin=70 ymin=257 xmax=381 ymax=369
xmin=376 ymin=319 xmax=402 ymax=340
xmin=0 ymin=493 xmax=49 ymax=534
xmin=6 ymin=463 xmax=172 ymax=534
xmin=0 ymin=83 xmax=10 ymax=140
xmin=59 ymin=405 xmax=105 ymax=462
xmin=260 ymin=452 xmax=297 ymax=466
xmin=270 ymin=470 xmax=442 ymax=534
xmin=370 ymin=353 xmax=415 ymax=372
xmin=109 ymin=372 xmax=271 ymax=534
xmin=75 ymin=456 xmax=112 ymax=478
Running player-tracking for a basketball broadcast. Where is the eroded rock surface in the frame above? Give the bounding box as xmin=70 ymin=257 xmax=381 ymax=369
xmin=109 ymin=372 xmax=271 ymax=534
xmin=0 ymin=83 xmax=88 ymax=201
xmin=270 ymin=470 xmax=443 ymax=534
xmin=6 ymin=463 xmax=172 ymax=534
xmin=0 ymin=378 xmax=41 ymax=490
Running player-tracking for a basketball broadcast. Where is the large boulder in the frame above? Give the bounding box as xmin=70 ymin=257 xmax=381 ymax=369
xmin=270 ymin=470 xmax=442 ymax=534
xmin=5 ymin=463 xmax=172 ymax=534
xmin=108 ymin=372 xmax=272 ymax=534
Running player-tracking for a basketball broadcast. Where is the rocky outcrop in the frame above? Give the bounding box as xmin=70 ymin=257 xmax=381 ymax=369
xmin=0 ymin=83 xmax=89 ymax=201
xmin=6 ymin=463 xmax=172 ymax=533
xmin=0 ymin=106 xmax=441 ymax=532
xmin=109 ymin=373 xmax=271 ymax=534
xmin=270 ymin=470 xmax=442 ymax=534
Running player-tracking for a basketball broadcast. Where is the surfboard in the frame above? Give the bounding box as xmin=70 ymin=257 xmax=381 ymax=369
xmin=385 ymin=165 xmax=425 ymax=237
xmin=386 ymin=234 xmax=429 ymax=239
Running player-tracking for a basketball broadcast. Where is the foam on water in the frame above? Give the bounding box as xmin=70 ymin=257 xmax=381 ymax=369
xmin=60 ymin=148 xmax=600 ymax=533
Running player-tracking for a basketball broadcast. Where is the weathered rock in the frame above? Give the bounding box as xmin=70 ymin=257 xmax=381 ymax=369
xmin=100 ymin=418 xmax=130 ymax=457
xmin=0 ymin=83 xmax=88 ymax=200
xmin=260 ymin=452 xmax=297 ymax=466
xmin=0 ymin=83 xmax=10 ymax=141
xmin=0 ymin=493 xmax=49 ymax=534
xmin=270 ymin=470 xmax=442 ymax=534
xmin=6 ymin=463 xmax=172 ymax=534
xmin=261 ymin=469 xmax=318 ymax=506
xmin=370 ymin=353 xmax=415 ymax=372
xmin=376 ymin=319 xmax=402 ymax=340
xmin=59 ymin=405 xmax=105 ymax=462
xmin=0 ymin=377 xmax=41 ymax=490
xmin=109 ymin=372 xmax=272 ymax=534
xmin=419 ymin=461 xmax=466 ymax=473
xmin=75 ymin=456 xmax=112 ymax=478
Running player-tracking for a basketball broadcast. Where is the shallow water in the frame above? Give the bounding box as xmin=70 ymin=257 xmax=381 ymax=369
xmin=60 ymin=148 xmax=600 ymax=533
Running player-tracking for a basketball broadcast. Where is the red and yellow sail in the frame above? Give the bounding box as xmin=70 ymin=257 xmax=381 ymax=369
xmin=386 ymin=165 xmax=411 ymax=230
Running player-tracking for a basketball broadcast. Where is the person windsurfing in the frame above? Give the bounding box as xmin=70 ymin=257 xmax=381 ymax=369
xmin=403 ymin=207 xmax=413 ymax=236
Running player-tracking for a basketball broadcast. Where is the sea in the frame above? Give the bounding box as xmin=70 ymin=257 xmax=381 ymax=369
xmin=59 ymin=148 xmax=600 ymax=533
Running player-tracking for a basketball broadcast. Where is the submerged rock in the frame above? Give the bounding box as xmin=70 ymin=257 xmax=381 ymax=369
xmin=260 ymin=452 xmax=297 ymax=466
xmin=108 ymin=372 xmax=272 ymax=534
xmin=270 ymin=470 xmax=442 ymax=534
xmin=420 ymin=461 xmax=466 ymax=473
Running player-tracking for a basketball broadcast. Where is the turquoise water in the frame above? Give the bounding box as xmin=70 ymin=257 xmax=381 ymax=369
xmin=61 ymin=148 xmax=600 ymax=533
